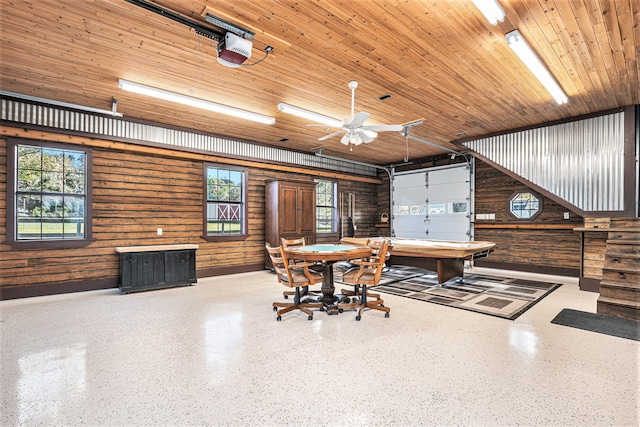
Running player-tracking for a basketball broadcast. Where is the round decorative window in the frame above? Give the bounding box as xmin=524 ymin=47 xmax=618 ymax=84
xmin=509 ymin=191 xmax=542 ymax=220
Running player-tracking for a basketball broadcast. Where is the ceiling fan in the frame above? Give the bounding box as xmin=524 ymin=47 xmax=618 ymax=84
xmin=316 ymin=81 xmax=404 ymax=147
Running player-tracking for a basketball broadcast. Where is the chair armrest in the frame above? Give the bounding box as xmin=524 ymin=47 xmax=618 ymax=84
xmin=349 ymin=259 xmax=377 ymax=267
xmin=288 ymin=262 xmax=317 ymax=269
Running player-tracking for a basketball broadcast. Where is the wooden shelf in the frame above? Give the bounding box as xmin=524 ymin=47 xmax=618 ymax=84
xmin=573 ymin=227 xmax=640 ymax=232
xmin=474 ymin=223 xmax=577 ymax=230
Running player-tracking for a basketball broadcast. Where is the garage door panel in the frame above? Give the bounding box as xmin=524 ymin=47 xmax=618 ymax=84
xmin=393 ymin=163 xmax=472 ymax=241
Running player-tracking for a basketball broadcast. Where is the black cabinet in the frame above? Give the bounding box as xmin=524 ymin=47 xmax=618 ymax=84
xmin=117 ymin=245 xmax=198 ymax=294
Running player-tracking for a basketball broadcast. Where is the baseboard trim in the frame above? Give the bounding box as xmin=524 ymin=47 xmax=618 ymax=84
xmin=197 ymin=263 xmax=264 ymax=278
xmin=474 ymin=260 xmax=580 ymax=278
xmin=1 ymin=278 xmax=118 ymax=300
xmin=1 ymin=263 xmax=266 ymax=300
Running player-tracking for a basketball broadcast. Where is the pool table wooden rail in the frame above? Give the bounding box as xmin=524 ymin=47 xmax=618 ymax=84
xmin=340 ymin=237 xmax=496 ymax=284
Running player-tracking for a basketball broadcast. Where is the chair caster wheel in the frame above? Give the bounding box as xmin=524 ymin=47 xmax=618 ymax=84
xmin=276 ymin=315 xmax=282 ymax=321
xmin=385 ymin=312 xmax=390 ymax=318
xmin=320 ymin=307 xmax=325 ymax=311
xmin=356 ymin=315 xmax=361 ymax=321
xmin=284 ymin=295 xmax=289 ymax=299
xmin=338 ymin=308 xmax=344 ymax=313
xmin=273 ymin=307 xmax=277 ymax=311
xmin=308 ymin=315 xmax=313 ymax=320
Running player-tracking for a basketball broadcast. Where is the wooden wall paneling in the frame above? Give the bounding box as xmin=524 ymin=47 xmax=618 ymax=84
xmin=473 ymin=160 xmax=583 ymax=273
xmin=0 ymin=133 xmax=382 ymax=298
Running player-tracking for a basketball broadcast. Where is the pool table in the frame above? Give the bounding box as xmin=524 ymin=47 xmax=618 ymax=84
xmin=340 ymin=237 xmax=496 ymax=285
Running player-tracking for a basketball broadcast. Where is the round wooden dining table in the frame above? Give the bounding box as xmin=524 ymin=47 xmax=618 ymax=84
xmin=284 ymin=244 xmax=371 ymax=313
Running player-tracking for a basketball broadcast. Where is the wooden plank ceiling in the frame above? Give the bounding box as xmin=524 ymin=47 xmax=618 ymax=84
xmin=1 ymin=0 xmax=638 ymax=165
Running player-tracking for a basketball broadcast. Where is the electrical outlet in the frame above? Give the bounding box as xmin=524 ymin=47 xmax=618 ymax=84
xmin=157 ymin=228 xmax=163 ymax=236
xmin=563 ymin=212 xmax=570 ymax=220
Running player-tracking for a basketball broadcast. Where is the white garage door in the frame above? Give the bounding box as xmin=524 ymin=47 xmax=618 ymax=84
xmin=392 ymin=162 xmax=472 ymax=241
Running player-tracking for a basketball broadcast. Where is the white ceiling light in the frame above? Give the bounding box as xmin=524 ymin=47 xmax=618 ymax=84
xmin=505 ymin=30 xmax=568 ymax=105
xmin=118 ymin=79 xmax=275 ymax=125
xmin=277 ymin=103 xmax=343 ymax=128
xmin=471 ymin=0 xmax=505 ymax=26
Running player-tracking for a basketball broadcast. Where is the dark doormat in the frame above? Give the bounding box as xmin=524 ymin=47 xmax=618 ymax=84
xmin=551 ymin=308 xmax=640 ymax=341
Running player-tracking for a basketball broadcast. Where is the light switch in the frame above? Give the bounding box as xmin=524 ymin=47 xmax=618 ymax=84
xmin=157 ymin=228 xmax=163 ymax=235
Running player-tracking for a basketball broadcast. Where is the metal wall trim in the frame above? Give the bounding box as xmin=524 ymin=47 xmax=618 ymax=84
xmin=1 ymin=97 xmax=377 ymax=177
xmin=463 ymin=112 xmax=625 ymax=212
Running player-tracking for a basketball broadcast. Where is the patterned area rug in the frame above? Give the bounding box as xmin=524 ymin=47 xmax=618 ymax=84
xmin=338 ymin=265 xmax=562 ymax=320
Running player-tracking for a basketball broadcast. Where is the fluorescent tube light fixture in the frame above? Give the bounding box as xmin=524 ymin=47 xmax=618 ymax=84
xmin=277 ymin=103 xmax=343 ymax=128
xmin=118 ymin=79 xmax=275 ymax=125
xmin=470 ymin=0 xmax=505 ymax=25
xmin=506 ymin=30 xmax=568 ymax=105
xmin=0 ymin=90 xmax=123 ymax=116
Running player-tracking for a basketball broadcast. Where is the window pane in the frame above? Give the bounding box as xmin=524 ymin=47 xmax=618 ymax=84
xmin=510 ymin=192 xmax=541 ymax=219
xmin=205 ymin=166 xmax=245 ymax=236
xmin=42 ymin=149 xmax=65 ymax=173
xmin=64 ymin=172 xmax=85 ymax=194
xmin=229 ymin=185 xmax=241 ymax=202
xmin=428 ymin=203 xmax=446 ymax=214
xmin=17 ymin=145 xmax=41 ymax=170
xmin=411 ymin=204 xmax=426 ymax=215
xmin=42 ymin=171 xmax=64 ymax=193
xmin=15 ymin=144 xmax=87 ymax=241
xmin=315 ymin=180 xmax=335 ymax=233
xmin=229 ymin=170 xmax=242 ymax=186
xmin=395 ymin=204 xmax=410 ymax=215
xmin=218 ymin=169 xmax=230 ymax=182
xmin=42 ymin=195 xmax=64 ymax=218
xmin=450 ymin=202 xmax=467 ymax=213
xmin=18 ymin=169 xmax=41 ymax=192
xmin=65 ymin=151 xmax=85 ymax=173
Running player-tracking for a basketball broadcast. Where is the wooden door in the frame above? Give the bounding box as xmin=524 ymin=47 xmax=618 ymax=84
xmin=278 ymin=184 xmax=300 ymax=235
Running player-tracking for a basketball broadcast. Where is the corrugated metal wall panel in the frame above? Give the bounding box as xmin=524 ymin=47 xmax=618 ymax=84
xmin=1 ymin=97 xmax=377 ymax=177
xmin=463 ymin=112 xmax=624 ymax=212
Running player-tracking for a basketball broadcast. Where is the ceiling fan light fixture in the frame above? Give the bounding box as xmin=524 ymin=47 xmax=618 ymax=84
xmin=118 ymin=79 xmax=275 ymax=124
xmin=277 ymin=103 xmax=342 ymax=128
xmin=506 ymin=30 xmax=568 ymax=105
xmin=470 ymin=0 xmax=505 ymax=26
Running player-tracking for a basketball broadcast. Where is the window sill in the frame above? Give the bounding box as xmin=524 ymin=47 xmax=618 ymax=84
xmin=5 ymin=239 xmax=95 ymax=250
xmin=201 ymin=235 xmax=248 ymax=242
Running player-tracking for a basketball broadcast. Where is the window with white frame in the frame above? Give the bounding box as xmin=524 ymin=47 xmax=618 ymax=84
xmin=316 ymin=180 xmax=336 ymax=233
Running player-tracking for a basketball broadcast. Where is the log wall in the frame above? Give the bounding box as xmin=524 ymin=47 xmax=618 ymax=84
xmin=0 ymin=132 xmax=593 ymax=299
xmin=0 ymin=131 xmax=380 ymax=299
xmin=473 ymin=159 xmax=583 ymax=275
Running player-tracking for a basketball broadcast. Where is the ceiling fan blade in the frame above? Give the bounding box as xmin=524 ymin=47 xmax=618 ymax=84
xmin=357 ymin=129 xmax=374 ymax=143
xmin=362 ymin=129 xmax=378 ymax=139
xmin=340 ymin=133 xmax=350 ymax=145
xmin=363 ymin=124 xmax=404 ymax=132
xmin=348 ymin=111 xmax=369 ymax=128
xmin=318 ymin=130 xmax=346 ymax=141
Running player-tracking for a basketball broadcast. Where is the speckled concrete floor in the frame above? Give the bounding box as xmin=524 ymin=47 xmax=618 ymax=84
xmin=1 ymin=268 xmax=638 ymax=426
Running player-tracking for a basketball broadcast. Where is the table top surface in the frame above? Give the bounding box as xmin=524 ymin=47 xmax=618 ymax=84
xmin=285 ymin=244 xmax=371 ymax=262
xmin=340 ymin=237 xmax=495 ymax=259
